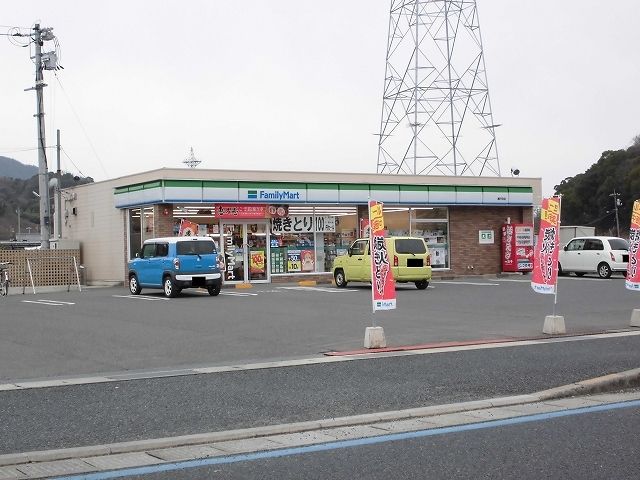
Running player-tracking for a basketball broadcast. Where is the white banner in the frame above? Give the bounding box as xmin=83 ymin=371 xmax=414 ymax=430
xmin=271 ymin=216 xmax=335 ymax=233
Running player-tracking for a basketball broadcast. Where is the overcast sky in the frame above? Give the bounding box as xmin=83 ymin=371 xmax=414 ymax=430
xmin=2 ymin=1 xmax=638 ymax=197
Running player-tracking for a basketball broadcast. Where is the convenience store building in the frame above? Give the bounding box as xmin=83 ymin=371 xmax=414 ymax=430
xmin=62 ymin=168 xmax=541 ymax=285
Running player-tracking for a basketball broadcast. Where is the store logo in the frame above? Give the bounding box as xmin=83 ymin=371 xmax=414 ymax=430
xmin=248 ymin=190 xmax=301 ymax=201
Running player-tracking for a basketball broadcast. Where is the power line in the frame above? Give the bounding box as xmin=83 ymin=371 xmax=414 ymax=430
xmin=53 ymin=73 xmax=109 ymax=178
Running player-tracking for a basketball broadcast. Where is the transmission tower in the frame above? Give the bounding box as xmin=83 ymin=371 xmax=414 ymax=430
xmin=377 ymin=0 xmax=501 ymax=177
xmin=183 ymin=147 xmax=201 ymax=168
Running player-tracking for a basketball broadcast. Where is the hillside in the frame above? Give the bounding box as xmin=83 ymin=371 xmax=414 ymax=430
xmin=0 ymin=157 xmax=93 ymax=240
xmin=0 ymin=156 xmax=38 ymax=180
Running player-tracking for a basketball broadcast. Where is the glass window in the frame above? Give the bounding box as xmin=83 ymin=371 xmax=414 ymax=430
xmin=567 ymin=239 xmax=585 ymax=251
xmin=395 ymin=238 xmax=426 ymax=254
xmin=176 ymin=240 xmax=216 ymax=255
xmin=584 ymin=239 xmax=603 ymax=251
xmin=350 ymin=240 xmax=369 ymax=256
xmin=608 ymin=238 xmax=629 ymax=250
xmin=129 ymin=209 xmax=142 ymax=259
xmin=141 ymin=243 xmax=155 ymax=258
xmin=411 ymin=207 xmax=449 ymax=269
xmin=156 ymin=243 xmax=169 ymax=257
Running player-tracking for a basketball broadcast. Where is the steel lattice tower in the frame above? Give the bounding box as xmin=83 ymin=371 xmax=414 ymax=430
xmin=377 ymin=0 xmax=501 ymax=176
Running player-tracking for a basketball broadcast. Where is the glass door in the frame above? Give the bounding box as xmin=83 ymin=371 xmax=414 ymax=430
xmin=221 ymin=222 xmax=270 ymax=284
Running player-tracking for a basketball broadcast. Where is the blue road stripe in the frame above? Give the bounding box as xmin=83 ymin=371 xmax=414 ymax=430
xmin=54 ymin=399 xmax=640 ymax=480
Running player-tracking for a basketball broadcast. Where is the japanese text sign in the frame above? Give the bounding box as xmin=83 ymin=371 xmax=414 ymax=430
xmin=531 ymin=197 xmax=561 ymax=294
xmin=271 ymin=216 xmax=336 ymax=234
xmin=369 ymin=200 xmax=396 ymax=311
xmin=626 ymin=200 xmax=640 ymax=291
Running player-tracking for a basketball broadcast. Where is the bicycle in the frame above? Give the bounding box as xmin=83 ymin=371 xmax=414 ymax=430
xmin=0 ymin=262 xmax=11 ymax=297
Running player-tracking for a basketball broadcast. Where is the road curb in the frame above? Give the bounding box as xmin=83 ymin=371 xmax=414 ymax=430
xmin=2 ymin=368 xmax=639 ymax=468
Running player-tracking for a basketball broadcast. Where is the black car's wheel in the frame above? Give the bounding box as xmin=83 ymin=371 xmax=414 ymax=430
xmin=334 ymin=269 xmax=347 ymax=288
xmin=129 ymin=274 xmax=142 ymax=295
xmin=597 ymin=262 xmax=612 ymax=279
xmin=163 ymin=276 xmax=179 ymax=297
xmin=415 ymin=279 xmax=429 ymax=290
xmin=207 ymin=284 xmax=221 ymax=296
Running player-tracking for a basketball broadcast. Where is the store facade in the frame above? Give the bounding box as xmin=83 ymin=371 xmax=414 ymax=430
xmin=62 ymin=168 xmax=541 ymax=286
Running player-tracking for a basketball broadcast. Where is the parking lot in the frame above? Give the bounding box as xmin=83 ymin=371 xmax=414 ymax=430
xmin=0 ymin=274 xmax=638 ymax=382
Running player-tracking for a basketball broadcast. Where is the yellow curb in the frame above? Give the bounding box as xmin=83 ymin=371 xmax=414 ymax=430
xmin=234 ymin=283 xmax=254 ymax=289
xmin=298 ymin=280 xmax=317 ymax=287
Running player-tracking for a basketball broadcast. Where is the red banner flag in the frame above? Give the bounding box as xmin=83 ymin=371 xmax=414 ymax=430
xmin=531 ymin=197 xmax=561 ymax=294
xmin=369 ymin=200 xmax=396 ymax=311
xmin=178 ymin=219 xmax=198 ymax=236
xmin=626 ymin=199 xmax=640 ymax=291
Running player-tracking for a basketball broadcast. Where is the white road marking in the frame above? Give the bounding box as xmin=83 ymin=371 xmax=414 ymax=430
xmin=220 ymin=292 xmax=258 ymax=296
xmin=434 ymin=281 xmax=500 ymax=286
xmin=21 ymin=299 xmax=76 ymax=306
xmin=278 ymin=286 xmax=356 ymax=293
xmin=112 ymin=295 xmax=169 ymax=301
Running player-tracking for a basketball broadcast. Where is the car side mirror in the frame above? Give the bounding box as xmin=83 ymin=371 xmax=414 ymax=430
xmin=563 ymin=246 xmax=568 ymax=251
xmin=135 ymin=253 xmax=140 ymax=258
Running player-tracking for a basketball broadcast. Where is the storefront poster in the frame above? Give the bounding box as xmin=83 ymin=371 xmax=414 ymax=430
xmin=250 ymin=250 xmax=266 ymax=275
xmin=625 ymin=199 xmax=640 ymax=291
xmin=531 ymin=197 xmax=561 ymax=294
xmin=369 ymin=200 xmax=396 ymax=311
xmin=301 ymin=249 xmax=315 ymax=272
xmin=178 ymin=219 xmax=198 ymax=236
xmin=287 ymin=249 xmax=301 ymax=272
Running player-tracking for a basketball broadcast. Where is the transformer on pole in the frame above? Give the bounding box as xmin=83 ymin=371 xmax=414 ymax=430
xmin=377 ymin=0 xmax=501 ymax=177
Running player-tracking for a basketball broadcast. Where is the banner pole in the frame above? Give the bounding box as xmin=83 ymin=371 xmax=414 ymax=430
xmin=368 ymin=197 xmax=376 ymax=327
xmin=553 ymin=195 xmax=562 ymax=316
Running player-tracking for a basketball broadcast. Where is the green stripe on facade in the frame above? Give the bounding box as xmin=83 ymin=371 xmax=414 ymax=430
xmin=164 ymin=180 xmax=203 ymax=188
xmin=240 ymin=182 xmax=306 ymax=189
xmin=456 ymin=186 xmax=483 ymax=192
xmin=339 ymin=184 xmax=369 ymax=191
xmin=203 ymin=181 xmax=238 ymax=188
xmin=128 ymin=184 xmax=144 ymax=192
xmin=143 ymin=181 xmax=162 ymax=189
xmin=508 ymin=186 xmax=533 ymax=193
xmin=429 ymin=185 xmax=455 ymax=192
xmin=370 ymin=184 xmax=399 ymax=191
xmin=307 ymin=183 xmax=339 ymax=190
xmin=114 ymin=187 xmax=128 ymax=194
xmin=399 ymin=185 xmax=429 ymax=192
xmin=483 ymin=186 xmax=508 ymax=193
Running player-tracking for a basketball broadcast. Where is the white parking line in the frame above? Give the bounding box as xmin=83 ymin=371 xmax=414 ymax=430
xmin=434 ymin=281 xmax=500 ymax=286
xmin=112 ymin=295 xmax=170 ymax=301
xmin=278 ymin=286 xmax=356 ymax=293
xmin=220 ymin=292 xmax=258 ymax=296
xmin=21 ymin=299 xmax=76 ymax=306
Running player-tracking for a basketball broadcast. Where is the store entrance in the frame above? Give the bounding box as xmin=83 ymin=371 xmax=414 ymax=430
xmin=221 ymin=222 xmax=270 ymax=284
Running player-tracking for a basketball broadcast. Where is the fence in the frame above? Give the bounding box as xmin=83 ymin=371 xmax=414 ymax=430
xmin=0 ymin=248 xmax=82 ymax=290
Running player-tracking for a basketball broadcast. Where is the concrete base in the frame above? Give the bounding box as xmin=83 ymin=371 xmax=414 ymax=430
xmin=543 ymin=315 xmax=566 ymax=335
xmin=364 ymin=326 xmax=387 ymax=349
xmin=631 ymin=309 xmax=640 ymax=327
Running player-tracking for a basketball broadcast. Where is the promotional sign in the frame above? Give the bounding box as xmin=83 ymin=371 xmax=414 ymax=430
xmin=369 ymin=200 xmax=396 ymax=311
xmin=271 ymin=216 xmax=336 ymax=234
xmin=502 ymin=224 xmax=534 ymax=272
xmin=287 ymin=249 xmax=301 ymax=272
xmin=215 ymin=204 xmax=268 ymax=219
xmin=626 ymin=199 xmax=640 ymax=291
xmin=531 ymin=197 xmax=561 ymax=294
xmin=301 ymin=249 xmax=315 ymax=272
xmin=249 ymin=250 xmax=265 ymax=275
xmin=178 ymin=219 xmax=198 ymax=236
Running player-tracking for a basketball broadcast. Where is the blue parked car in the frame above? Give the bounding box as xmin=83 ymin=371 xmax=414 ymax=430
xmin=128 ymin=237 xmax=223 ymax=297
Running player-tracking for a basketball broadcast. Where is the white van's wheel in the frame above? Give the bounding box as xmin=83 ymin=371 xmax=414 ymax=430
xmin=334 ymin=269 xmax=347 ymax=288
xmin=415 ymin=280 xmax=429 ymax=290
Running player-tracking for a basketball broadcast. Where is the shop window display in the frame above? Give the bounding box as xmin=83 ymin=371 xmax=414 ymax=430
xmin=411 ymin=207 xmax=449 ymax=269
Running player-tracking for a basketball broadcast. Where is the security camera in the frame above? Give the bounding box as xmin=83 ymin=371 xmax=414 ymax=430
xmin=510 ymin=168 xmax=520 ymax=176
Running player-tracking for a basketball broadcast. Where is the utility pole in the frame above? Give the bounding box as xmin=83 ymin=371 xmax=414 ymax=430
xmin=32 ymin=24 xmax=51 ymax=249
xmin=55 ymin=129 xmax=62 ymax=240
xmin=610 ymin=190 xmax=621 ymax=237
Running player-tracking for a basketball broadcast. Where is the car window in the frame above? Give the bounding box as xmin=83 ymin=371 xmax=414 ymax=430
xmin=584 ymin=239 xmax=603 ymax=251
xmin=566 ymin=239 xmax=585 ymax=251
xmin=350 ymin=240 xmax=368 ymax=256
xmin=608 ymin=238 xmax=629 ymax=250
xmin=141 ymin=243 xmax=156 ymax=258
xmin=156 ymin=243 xmax=169 ymax=257
xmin=176 ymin=240 xmax=216 ymax=255
xmin=395 ymin=239 xmax=426 ymax=254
